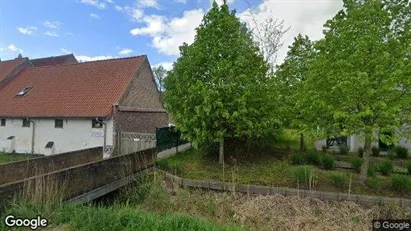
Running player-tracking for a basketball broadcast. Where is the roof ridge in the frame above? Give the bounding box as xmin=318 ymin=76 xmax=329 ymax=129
xmin=31 ymin=53 xmax=75 ymax=60
xmin=25 ymin=55 xmax=147 ymax=69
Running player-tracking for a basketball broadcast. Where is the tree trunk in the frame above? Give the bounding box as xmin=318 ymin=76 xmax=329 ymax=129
xmin=359 ymin=134 xmax=372 ymax=184
xmin=219 ymin=138 xmax=224 ymax=164
xmin=299 ymin=133 xmax=305 ymax=151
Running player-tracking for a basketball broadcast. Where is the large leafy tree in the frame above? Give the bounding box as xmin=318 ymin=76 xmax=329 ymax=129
xmin=274 ymin=34 xmax=315 ymax=150
xmin=164 ymin=2 xmax=281 ymax=164
xmin=299 ymin=0 xmax=411 ymax=183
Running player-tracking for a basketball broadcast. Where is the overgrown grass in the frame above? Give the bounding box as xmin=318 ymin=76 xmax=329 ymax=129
xmin=0 ymin=152 xmax=41 ymax=164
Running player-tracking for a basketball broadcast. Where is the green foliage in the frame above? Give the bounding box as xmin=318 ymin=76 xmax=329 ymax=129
xmin=306 ymin=150 xmax=320 ymax=165
xmin=372 ymin=147 xmax=380 ymax=157
xmin=290 ymin=152 xmax=305 ymax=165
xmin=290 ymin=166 xmax=317 ymax=188
xmin=349 ymin=156 xmax=363 ymax=173
xmin=367 ymin=164 xmax=377 ymax=178
xmin=394 ymin=146 xmax=409 ymax=159
xmin=164 ymin=3 xmax=281 ymax=147
xmin=320 ymin=154 xmax=335 ymax=170
xmin=391 ymin=175 xmax=411 ymax=193
xmin=339 ymin=145 xmax=349 ymax=155
xmin=387 ymin=149 xmax=396 ymax=160
xmin=365 ymin=176 xmax=385 ymax=190
xmin=358 ymin=147 xmax=364 ymax=158
xmin=329 ymin=172 xmax=349 ymax=189
xmin=379 ymin=160 xmax=394 ymax=176
xmin=406 ymin=161 xmax=411 ymax=175
xmin=322 ymin=145 xmax=328 ymax=153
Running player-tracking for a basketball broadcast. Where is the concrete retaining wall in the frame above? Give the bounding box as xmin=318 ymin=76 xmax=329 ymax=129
xmin=0 ymin=147 xmax=103 ymax=185
xmin=157 ymin=143 xmax=192 ymax=160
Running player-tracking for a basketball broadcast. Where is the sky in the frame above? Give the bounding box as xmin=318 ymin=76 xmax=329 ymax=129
xmin=0 ymin=0 xmax=343 ymax=70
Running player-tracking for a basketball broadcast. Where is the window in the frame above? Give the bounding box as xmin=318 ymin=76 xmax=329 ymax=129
xmin=92 ymin=119 xmax=103 ymax=128
xmin=55 ymin=119 xmax=63 ymax=128
xmin=16 ymin=86 xmax=33 ymax=97
xmin=1 ymin=119 xmax=5 ymax=127
xmin=22 ymin=118 xmax=30 ymax=127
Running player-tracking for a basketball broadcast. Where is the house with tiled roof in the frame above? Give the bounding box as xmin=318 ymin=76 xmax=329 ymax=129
xmin=0 ymin=55 xmax=168 ymax=155
xmin=0 ymin=55 xmax=31 ymax=88
xmin=30 ymin=54 xmax=78 ymax=67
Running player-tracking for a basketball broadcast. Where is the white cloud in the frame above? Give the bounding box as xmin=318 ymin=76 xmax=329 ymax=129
xmin=106 ymin=0 xmax=114 ymax=3
xmin=174 ymin=0 xmax=186 ymax=3
xmin=115 ymin=5 xmax=123 ymax=11
xmin=130 ymin=15 xmax=165 ymax=36
xmin=80 ymin=0 xmax=106 ymax=9
xmin=43 ymin=21 xmax=60 ymax=30
xmin=118 ymin=48 xmax=134 ymax=55
xmin=131 ymin=9 xmax=205 ymax=56
xmin=17 ymin=26 xmax=37 ymax=35
xmin=212 ymin=0 xmax=235 ymax=6
xmin=123 ymin=6 xmax=144 ymax=21
xmin=138 ymin=0 xmax=159 ymax=9
xmin=44 ymin=31 xmax=59 ymax=37
xmin=90 ymin=13 xmax=101 ymax=19
xmin=76 ymin=55 xmax=114 ymax=62
xmin=238 ymin=0 xmax=343 ymax=65
xmin=61 ymin=48 xmax=71 ymax=54
xmin=153 ymin=62 xmax=173 ymax=71
xmin=7 ymin=44 xmax=23 ymax=53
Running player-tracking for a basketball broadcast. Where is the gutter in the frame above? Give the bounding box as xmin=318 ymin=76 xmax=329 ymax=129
xmin=96 ymin=118 xmax=107 ymax=155
xmin=27 ymin=118 xmax=36 ymax=154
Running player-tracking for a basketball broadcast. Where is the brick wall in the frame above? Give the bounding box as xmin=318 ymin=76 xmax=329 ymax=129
xmin=114 ymin=111 xmax=168 ymax=134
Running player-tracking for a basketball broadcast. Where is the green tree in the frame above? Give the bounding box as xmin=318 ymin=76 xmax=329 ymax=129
xmin=152 ymin=65 xmax=167 ymax=92
xmin=299 ymin=0 xmax=411 ymax=183
xmin=164 ymin=2 xmax=281 ymax=164
xmin=274 ymin=34 xmax=315 ymax=150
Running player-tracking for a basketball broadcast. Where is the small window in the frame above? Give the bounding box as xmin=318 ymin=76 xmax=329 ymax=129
xmin=1 ymin=119 xmax=5 ymax=127
xmin=55 ymin=119 xmax=63 ymax=128
xmin=16 ymin=86 xmax=33 ymax=97
xmin=22 ymin=118 xmax=30 ymax=127
xmin=92 ymin=119 xmax=103 ymax=128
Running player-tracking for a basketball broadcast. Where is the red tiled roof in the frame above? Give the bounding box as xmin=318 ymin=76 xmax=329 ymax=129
xmin=0 ymin=56 xmax=146 ymax=118
xmin=30 ymin=54 xmax=78 ymax=67
xmin=0 ymin=58 xmax=27 ymax=82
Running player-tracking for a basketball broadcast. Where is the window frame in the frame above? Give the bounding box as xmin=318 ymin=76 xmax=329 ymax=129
xmin=92 ymin=119 xmax=103 ymax=129
xmin=22 ymin=118 xmax=31 ymax=128
xmin=55 ymin=119 xmax=64 ymax=129
xmin=0 ymin=119 xmax=5 ymax=127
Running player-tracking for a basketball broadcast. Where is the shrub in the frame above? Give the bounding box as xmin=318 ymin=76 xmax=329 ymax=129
xmin=358 ymin=147 xmax=364 ymax=158
xmin=339 ymin=145 xmax=349 ymax=155
xmin=329 ymin=172 xmax=349 ymax=189
xmin=365 ymin=176 xmax=385 ymax=190
xmin=406 ymin=161 xmax=411 ymax=175
xmin=320 ymin=154 xmax=335 ymax=170
xmin=394 ymin=146 xmax=409 ymax=159
xmin=306 ymin=150 xmax=320 ymax=165
xmin=391 ymin=175 xmax=411 ymax=192
xmin=379 ymin=160 xmax=393 ymax=176
xmin=367 ymin=164 xmax=377 ymax=177
xmin=371 ymin=147 xmax=380 ymax=157
xmin=321 ymin=145 xmax=328 ymax=153
xmin=291 ymin=153 xmax=305 ymax=165
xmin=387 ymin=149 xmax=396 ymax=160
xmin=290 ymin=166 xmax=317 ymax=189
xmin=349 ymin=157 xmax=363 ymax=173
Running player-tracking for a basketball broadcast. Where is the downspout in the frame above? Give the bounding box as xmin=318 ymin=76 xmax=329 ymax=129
xmin=27 ymin=118 xmax=36 ymax=154
xmin=96 ymin=118 xmax=107 ymax=153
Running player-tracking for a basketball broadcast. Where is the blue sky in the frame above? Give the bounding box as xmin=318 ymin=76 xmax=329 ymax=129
xmin=0 ymin=0 xmax=343 ymax=69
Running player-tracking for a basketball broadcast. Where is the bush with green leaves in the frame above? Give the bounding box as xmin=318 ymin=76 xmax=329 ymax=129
xmin=358 ymin=147 xmax=364 ymax=158
xmin=394 ymin=146 xmax=409 ymax=159
xmin=290 ymin=166 xmax=317 ymax=189
xmin=387 ymin=149 xmax=396 ymax=160
xmin=349 ymin=157 xmax=363 ymax=173
xmin=378 ymin=160 xmax=393 ymax=176
xmin=391 ymin=175 xmax=411 ymax=192
xmin=329 ymin=172 xmax=349 ymax=189
xmin=371 ymin=147 xmax=380 ymax=157
xmin=365 ymin=176 xmax=385 ymax=190
xmin=306 ymin=150 xmax=320 ymax=165
xmin=321 ymin=145 xmax=328 ymax=153
xmin=290 ymin=152 xmax=305 ymax=165
xmin=320 ymin=154 xmax=335 ymax=170
xmin=339 ymin=145 xmax=349 ymax=155
xmin=367 ymin=164 xmax=377 ymax=177
xmin=406 ymin=161 xmax=411 ymax=175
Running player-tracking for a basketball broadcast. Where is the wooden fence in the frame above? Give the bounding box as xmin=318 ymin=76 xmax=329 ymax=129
xmin=118 ymin=132 xmax=156 ymax=155
xmin=158 ymin=169 xmax=411 ymax=208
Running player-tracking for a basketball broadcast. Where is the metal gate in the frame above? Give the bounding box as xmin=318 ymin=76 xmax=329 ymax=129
xmin=119 ymin=132 xmax=156 ymax=155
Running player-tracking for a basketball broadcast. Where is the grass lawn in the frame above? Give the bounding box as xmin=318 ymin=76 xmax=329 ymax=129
xmin=157 ymin=130 xmax=411 ymax=199
xmin=0 ymin=152 xmax=41 ymax=164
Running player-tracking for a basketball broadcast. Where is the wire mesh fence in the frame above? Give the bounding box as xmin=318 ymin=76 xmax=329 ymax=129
xmin=156 ymin=126 xmax=189 ymax=152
